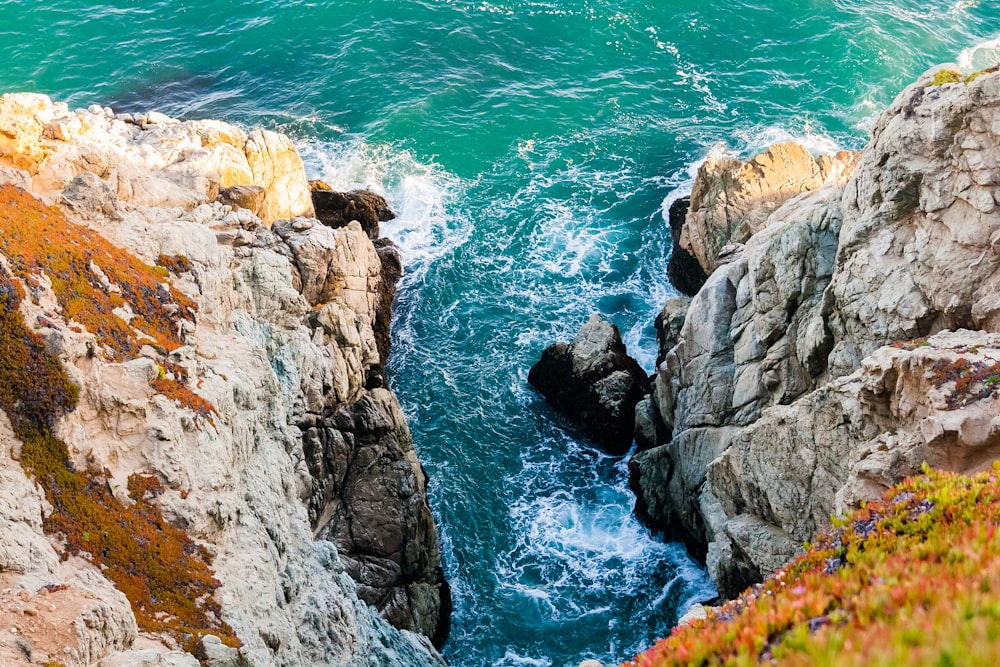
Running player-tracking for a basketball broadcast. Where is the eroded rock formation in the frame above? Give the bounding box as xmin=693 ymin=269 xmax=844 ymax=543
xmin=634 ymin=64 xmax=1000 ymax=598
xmin=0 ymin=93 xmax=446 ymax=666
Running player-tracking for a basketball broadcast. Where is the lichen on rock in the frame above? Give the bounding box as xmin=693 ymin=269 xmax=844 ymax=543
xmin=0 ymin=94 xmax=447 ymax=666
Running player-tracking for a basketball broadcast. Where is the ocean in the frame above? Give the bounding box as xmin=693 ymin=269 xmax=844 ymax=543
xmin=0 ymin=1 xmax=996 ymax=665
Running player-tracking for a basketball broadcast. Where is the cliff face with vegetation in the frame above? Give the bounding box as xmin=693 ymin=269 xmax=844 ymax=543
xmin=0 ymin=93 xmax=446 ymax=666
xmin=630 ymin=63 xmax=1000 ymax=601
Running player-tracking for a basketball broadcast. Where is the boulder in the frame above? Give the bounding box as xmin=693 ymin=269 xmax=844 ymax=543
xmin=529 ymin=314 xmax=649 ymax=454
xmin=243 ymin=129 xmax=315 ymax=223
xmin=310 ymin=183 xmax=397 ymax=239
xmin=217 ymin=184 xmax=267 ymax=220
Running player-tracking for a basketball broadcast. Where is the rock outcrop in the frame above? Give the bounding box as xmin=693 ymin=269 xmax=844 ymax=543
xmin=633 ymin=64 xmax=1000 ymax=598
xmin=0 ymin=93 xmax=446 ymax=666
xmin=310 ymin=182 xmax=397 ymax=240
xmin=681 ymin=142 xmax=858 ymax=276
xmin=529 ymin=314 xmax=649 ymax=454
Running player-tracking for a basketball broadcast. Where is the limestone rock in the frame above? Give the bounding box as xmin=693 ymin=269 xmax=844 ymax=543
xmin=529 ymin=314 xmax=649 ymax=453
xmin=682 ymin=142 xmax=858 ymax=275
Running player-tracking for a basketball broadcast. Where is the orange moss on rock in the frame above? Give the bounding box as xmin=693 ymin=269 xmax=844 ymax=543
xmin=152 ymin=378 xmax=217 ymax=425
xmin=625 ymin=465 xmax=1000 ymax=667
xmin=156 ymin=254 xmax=194 ymax=276
xmin=0 ymin=236 xmax=237 ymax=656
xmin=0 ymin=183 xmax=195 ymax=359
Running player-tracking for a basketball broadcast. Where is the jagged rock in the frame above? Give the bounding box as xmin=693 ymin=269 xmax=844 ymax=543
xmin=0 ymin=166 xmax=30 ymax=189
xmin=665 ymin=197 xmax=708 ymax=296
xmin=636 ymin=65 xmax=1000 ymax=599
xmin=831 ymin=65 xmax=1000 ymax=357
xmin=60 ymin=172 xmax=122 ymax=220
xmin=216 ymin=184 xmax=267 ymax=220
xmin=313 ymin=389 xmax=449 ymax=645
xmin=0 ymin=93 xmax=313 ymax=224
xmin=311 ymin=184 xmax=397 ymax=239
xmin=682 ymin=142 xmax=858 ymax=275
xmin=529 ymin=314 xmax=649 ymax=454
xmin=0 ymin=94 xmax=445 ymax=665
xmin=704 ymin=330 xmax=1000 ymax=596
xmin=243 ymin=128 xmax=315 ymax=223
xmin=371 ymin=237 xmax=403 ymax=384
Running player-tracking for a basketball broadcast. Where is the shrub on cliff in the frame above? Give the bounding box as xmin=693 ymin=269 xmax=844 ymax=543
xmin=626 ymin=464 xmax=1000 ymax=666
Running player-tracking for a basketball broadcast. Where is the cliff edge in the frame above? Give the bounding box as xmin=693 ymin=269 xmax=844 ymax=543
xmin=631 ymin=63 xmax=1000 ymax=598
xmin=0 ymin=93 xmax=447 ymax=666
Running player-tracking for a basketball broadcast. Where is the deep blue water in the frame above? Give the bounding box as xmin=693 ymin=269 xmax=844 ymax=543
xmin=0 ymin=2 xmax=997 ymax=665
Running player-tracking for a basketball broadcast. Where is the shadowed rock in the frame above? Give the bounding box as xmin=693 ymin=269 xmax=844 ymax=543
xmin=666 ymin=197 xmax=708 ymax=296
xmin=310 ymin=181 xmax=397 ymax=239
xmin=529 ymin=314 xmax=649 ymax=454
xmin=217 ymin=184 xmax=267 ymax=220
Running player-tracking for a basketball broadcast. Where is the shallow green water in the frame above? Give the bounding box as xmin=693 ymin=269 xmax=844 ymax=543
xmin=0 ymin=1 xmax=997 ymax=665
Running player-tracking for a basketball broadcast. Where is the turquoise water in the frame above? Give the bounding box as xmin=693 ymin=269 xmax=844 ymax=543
xmin=1 ymin=2 xmax=997 ymax=665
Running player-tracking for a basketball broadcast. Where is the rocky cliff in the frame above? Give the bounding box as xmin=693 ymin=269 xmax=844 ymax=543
xmin=0 ymin=93 xmax=446 ymax=666
xmin=631 ymin=63 xmax=1000 ymax=598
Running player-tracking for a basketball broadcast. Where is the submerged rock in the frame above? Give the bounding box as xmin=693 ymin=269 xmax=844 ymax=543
xmin=529 ymin=314 xmax=649 ymax=454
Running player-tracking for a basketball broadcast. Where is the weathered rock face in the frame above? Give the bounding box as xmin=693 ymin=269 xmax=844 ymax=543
xmin=681 ymin=142 xmax=859 ymax=275
xmin=529 ymin=314 xmax=649 ymax=454
xmin=635 ymin=65 xmax=1000 ymax=599
xmin=0 ymin=94 xmax=446 ymax=666
xmin=831 ymin=66 xmax=1000 ymax=360
xmin=0 ymin=93 xmax=314 ymax=224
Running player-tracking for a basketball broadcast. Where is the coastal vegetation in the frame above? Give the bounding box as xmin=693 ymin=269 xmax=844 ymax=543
xmin=0 ymin=187 xmax=235 ymax=657
xmin=625 ymin=464 xmax=1000 ymax=666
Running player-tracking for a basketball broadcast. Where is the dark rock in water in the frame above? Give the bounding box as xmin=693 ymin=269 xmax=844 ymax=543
xmin=528 ymin=314 xmax=649 ymax=454
xmin=307 ymin=388 xmax=450 ymax=646
xmin=217 ymin=184 xmax=267 ymax=220
xmin=370 ymin=237 xmax=403 ymax=383
xmin=654 ymin=296 xmax=691 ymax=367
xmin=310 ymin=180 xmax=397 ymax=239
xmin=666 ymin=197 xmax=708 ymax=297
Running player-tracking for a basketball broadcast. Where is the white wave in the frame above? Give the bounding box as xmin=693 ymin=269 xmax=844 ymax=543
xmin=495 ymin=650 xmax=552 ymax=667
xmin=957 ymin=35 xmax=1000 ymax=73
xmin=297 ymin=138 xmax=471 ymax=275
